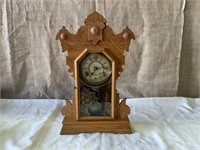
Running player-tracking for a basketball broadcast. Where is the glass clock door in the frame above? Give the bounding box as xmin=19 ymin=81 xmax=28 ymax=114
xmin=79 ymin=53 xmax=112 ymax=117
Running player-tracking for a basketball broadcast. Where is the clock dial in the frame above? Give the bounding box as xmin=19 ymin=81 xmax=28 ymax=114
xmin=80 ymin=53 xmax=112 ymax=86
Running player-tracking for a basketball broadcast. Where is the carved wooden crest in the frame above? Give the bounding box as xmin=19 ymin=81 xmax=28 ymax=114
xmin=56 ymin=11 xmax=134 ymax=78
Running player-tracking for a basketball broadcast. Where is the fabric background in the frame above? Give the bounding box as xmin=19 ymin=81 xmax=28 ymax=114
xmin=0 ymin=97 xmax=200 ymax=149
xmin=0 ymin=0 xmax=199 ymax=99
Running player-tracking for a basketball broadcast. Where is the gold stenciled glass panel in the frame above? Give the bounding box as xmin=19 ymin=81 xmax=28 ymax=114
xmin=79 ymin=53 xmax=112 ymax=117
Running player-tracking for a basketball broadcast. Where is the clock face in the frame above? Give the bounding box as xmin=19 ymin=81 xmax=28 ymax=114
xmin=80 ymin=53 xmax=112 ymax=86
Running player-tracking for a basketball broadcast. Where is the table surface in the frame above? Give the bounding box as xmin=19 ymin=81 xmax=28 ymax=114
xmin=0 ymin=97 xmax=200 ymax=150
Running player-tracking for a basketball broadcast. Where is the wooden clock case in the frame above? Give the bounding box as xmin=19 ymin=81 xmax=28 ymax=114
xmin=56 ymin=11 xmax=134 ymax=134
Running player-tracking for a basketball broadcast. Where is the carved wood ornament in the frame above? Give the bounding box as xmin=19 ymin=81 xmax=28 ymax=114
xmin=56 ymin=11 xmax=134 ymax=134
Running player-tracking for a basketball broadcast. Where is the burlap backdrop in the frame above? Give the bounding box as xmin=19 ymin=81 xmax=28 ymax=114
xmin=0 ymin=0 xmax=199 ymax=99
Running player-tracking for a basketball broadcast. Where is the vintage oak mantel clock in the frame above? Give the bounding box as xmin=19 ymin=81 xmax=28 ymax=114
xmin=56 ymin=11 xmax=134 ymax=134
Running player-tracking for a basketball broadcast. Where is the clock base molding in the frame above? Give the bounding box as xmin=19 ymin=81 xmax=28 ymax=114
xmin=61 ymin=98 xmax=132 ymax=134
xmin=61 ymin=119 xmax=132 ymax=134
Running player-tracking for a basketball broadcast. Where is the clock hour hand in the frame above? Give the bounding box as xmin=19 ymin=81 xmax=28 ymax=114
xmin=90 ymin=67 xmax=100 ymax=75
xmin=90 ymin=66 xmax=106 ymax=76
xmin=94 ymin=66 xmax=99 ymax=71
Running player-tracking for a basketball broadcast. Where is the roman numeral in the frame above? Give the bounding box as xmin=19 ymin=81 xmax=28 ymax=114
xmin=94 ymin=55 xmax=98 ymax=60
xmin=89 ymin=57 xmax=92 ymax=61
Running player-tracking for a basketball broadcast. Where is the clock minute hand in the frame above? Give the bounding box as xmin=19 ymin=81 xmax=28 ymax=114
xmin=95 ymin=66 xmax=105 ymax=70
